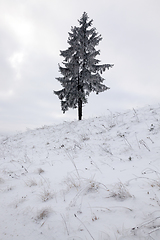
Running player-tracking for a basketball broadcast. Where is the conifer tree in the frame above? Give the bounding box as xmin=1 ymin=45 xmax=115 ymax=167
xmin=54 ymin=12 xmax=113 ymax=120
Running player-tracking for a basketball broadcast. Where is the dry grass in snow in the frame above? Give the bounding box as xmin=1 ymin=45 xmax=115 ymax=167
xmin=0 ymin=104 xmax=160 ymax=239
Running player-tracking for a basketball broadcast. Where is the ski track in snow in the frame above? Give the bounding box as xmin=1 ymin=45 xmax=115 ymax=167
xmin=0 ymin=104 xmax=160 ymax=240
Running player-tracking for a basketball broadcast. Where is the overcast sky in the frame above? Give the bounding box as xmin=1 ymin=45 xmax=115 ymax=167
xmin=0 ymin=0 xmax=160 ymax=134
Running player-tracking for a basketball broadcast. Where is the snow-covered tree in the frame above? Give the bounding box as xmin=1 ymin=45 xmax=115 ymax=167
xmin=54 ymin=12 xmax=113 ymax=120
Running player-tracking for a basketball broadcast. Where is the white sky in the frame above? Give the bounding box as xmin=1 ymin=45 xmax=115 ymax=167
xmin=0 ymin=0 xmax=160 ymax=134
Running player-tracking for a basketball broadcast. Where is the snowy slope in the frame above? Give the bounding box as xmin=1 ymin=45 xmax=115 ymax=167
xmin=0 ymin=104 xmax=160 ymax=240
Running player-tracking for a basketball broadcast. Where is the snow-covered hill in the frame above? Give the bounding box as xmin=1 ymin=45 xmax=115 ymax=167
xmin=0 ymin=104 xmax=160 ymax=240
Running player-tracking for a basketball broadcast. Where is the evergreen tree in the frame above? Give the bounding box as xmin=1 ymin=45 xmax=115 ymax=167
xmin=54 ymin=12 xmax=113 ymax=120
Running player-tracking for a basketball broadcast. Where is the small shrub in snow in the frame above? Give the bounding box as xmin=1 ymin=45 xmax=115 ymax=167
xmin=39 ymin=188 xmax=54 ymax=202
xmin=25 ymin=178 xmax=37 ymax=187
xmin=36 ymin=207 xmax=52 ymax=220
xmin=64 ymin=175 xmax=81 ymax=190
xmin=109 ymin=182 xmax=132 ymax=201
xmin=85 ymin=181 xmax=99 ymax=194
xmin=80 ymin=133 xmax=90 ymax=141
xmin=92 ymin=213 xmax=99 ymax=222
xmin=13 ymin=196 xmax=27 ymax=208
xmin=37 ymin=168 xmax=45 ymax=174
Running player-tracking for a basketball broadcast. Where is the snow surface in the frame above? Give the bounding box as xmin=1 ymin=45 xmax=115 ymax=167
xmin=0 ymin=104 xmax=160 ymax=240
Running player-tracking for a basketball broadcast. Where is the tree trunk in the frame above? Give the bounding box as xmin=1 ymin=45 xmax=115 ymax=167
xmin=78 ymin=73 xmax=82 ymax=120
xmin=78 ymin=98 xmax=82 ymax=120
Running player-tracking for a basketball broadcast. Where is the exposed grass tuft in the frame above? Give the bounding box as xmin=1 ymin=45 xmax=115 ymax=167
xmin=39 ymin=188 xmax=54 ymax=202
xmin=37 ymin=168 xmax=45 ymax=175
xmin=36 ymin=207 xmax=52 ymax=220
